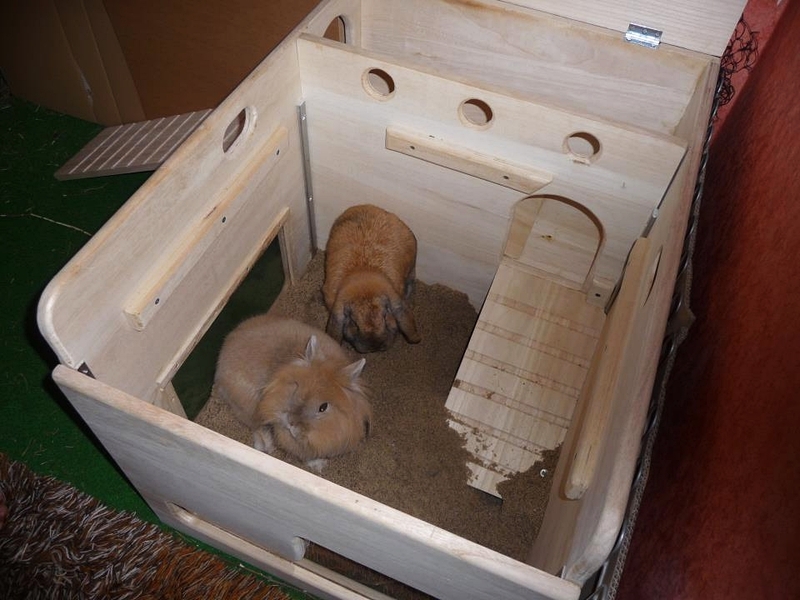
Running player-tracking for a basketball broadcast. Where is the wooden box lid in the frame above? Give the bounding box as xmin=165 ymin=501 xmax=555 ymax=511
xmin=506 ymin=0 xmax=747 ymax=56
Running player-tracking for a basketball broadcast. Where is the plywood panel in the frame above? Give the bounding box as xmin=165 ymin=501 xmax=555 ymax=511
xmin=54 ymin=365 xmax=581 ymax=600
xmin=38 ymin=36 xmax=312 ymax=404
xmin=361 ymin=0 xmax=712 ymax=134
xmin=506 ymin=0 xmax=747 ymax=57
xmin=297 ymin=34 xmax=686 ymax=305
xmin=528 ymin=59 xmax=719 ymax=584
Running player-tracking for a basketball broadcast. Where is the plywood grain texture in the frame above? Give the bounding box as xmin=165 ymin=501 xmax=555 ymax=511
xmin=34 ymin=1 xmax=747 ymax=597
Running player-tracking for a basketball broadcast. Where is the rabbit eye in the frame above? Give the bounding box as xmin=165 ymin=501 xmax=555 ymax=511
xmin=318 ymin=402 xmax=329 ymax=413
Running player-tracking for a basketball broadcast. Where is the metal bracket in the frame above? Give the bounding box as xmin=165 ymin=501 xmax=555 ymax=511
xmin=625 ymin=24 xmax=663 ymax=49
xmin=297 ymin=102 xmax=318 ymax=252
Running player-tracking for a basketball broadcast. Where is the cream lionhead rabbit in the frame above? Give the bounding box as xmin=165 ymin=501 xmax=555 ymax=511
xmin=323 ymin=204 xmax=421 ymax=353
xmin=213 ymin=315 xmax=372 ymax=471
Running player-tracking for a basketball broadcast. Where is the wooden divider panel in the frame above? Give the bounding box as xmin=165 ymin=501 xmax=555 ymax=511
xmin=296 ymin=34 xmax=686 ymax=307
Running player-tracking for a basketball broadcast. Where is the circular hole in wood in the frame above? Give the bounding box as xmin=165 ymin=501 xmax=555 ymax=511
xmin=564 ymin=132 xmax=602 ymax=163
xmin=323 ymin=16 xmax=347 ymax=43
xmin=459 ymin=98 xmax=494 ymax=128
xmin=362 ymin=68 xmax=395 ymax=100
xmin=222 ymin=107 xmax=252 ymax=153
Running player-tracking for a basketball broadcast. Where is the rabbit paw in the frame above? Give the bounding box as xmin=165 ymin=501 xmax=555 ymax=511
xmin=253 ymin=427 xmax=275 ymax=454
xmin=305 ymin=458 xmax=329 ymax=472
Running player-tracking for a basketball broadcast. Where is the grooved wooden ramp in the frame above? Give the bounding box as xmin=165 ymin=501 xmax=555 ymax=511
xmin=446 ymin=261 xmax=606 ymax=497
xmin=55 ymin=110 xmax=212 ymax=180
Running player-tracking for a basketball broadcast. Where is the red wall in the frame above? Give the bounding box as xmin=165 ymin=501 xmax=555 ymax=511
xmin=616 ymin=1 xmax=800 ymax=598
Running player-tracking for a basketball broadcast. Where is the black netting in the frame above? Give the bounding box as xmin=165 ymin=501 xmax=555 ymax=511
xmin=717 ymin=16 xmax=759 ymax=109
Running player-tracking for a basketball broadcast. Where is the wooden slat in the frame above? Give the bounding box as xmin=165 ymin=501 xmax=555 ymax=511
xmin=38 ymin=36 xmax=313 ymax=403
xmin=122 ymin=127 xmax=288 ymax=331
xmin=55 ymin=110 xmax=212 ymax=180
xmin=446 ymin=262 xmax=606 ymax=497
xmin=563 ymin=237 xmax=652 ymax=499
xmin=385 ymin=126 xmax=553 ymax=194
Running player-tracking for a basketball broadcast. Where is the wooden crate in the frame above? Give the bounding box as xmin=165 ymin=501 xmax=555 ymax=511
xmin=38 ymin=1 xmax=744 ymax=598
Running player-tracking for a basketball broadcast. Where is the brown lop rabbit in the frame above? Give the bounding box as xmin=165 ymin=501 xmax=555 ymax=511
xmin=323 ymin=204 xmax=421 ymax=353
xmin=213 ymin=315 xmax=372 ymax=471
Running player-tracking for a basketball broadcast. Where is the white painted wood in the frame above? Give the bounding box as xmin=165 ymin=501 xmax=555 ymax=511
xmin=504 ymin=0 xmax=747 ymax=57
xmin=55 ymin=110 xmax=212 ymax=180
xmin=53 ymin=365 xmax=581 ymax=600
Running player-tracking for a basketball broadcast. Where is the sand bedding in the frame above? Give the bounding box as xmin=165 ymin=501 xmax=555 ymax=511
xmin=195 ymin=251 xmax=558 ymax=563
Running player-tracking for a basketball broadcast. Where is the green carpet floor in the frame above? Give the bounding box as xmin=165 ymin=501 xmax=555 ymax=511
xmin=0 ymin=92 xmax=305 ymax=597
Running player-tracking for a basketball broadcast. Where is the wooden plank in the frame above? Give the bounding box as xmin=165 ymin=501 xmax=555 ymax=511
xmin=446 ymin=262 xmax=605 ymax=497
xmin=53 ymin=365 xmax=581 ymax=600
xmin=55 ymin=110 xmax=212 ymax=180
xmin=361 ymin=0 xmax=713 ymax=135
xmin=123 ymin=126 xmax=288 ymax=331
xmin=505 ymin=0 xmax=747 ymax=57
xmin=385 ymin=126 xmax=553 ymax=194
xmin=563 ymin=237 xmax=652 ymax=500
xmin=153 ymin=207 xmax=291 ymax=391
xmin=153 ymin=381 xmax=187 ymax=418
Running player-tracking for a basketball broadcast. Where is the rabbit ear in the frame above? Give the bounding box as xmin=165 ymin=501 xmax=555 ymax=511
xmin=341 ymin=357 xmax=366 ymax=382
xmin=303 ymin=335 xmax=319 ymax=362
xmin=326 ymin=301 xmax=347 ymax=343
xmin=386 ymin=291 xmax=421 ymax=344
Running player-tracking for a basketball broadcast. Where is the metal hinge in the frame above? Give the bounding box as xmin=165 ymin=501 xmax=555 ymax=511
xmin=625 ymin=24 xmax=663 ymax=49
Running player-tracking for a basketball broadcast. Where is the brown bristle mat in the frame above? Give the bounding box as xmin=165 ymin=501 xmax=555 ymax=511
xmin=0 ymin=454 xmax=295 ymax=600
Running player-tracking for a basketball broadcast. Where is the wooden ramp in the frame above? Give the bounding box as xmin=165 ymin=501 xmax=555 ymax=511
xmin=446 ymin=261 xmax=606 ymax=497
xmin=55 ymin=110 xmax=212 ymax=180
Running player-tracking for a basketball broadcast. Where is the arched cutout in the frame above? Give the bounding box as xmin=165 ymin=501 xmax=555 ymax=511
xmin=222 ymin=107 xmax=253 ymax=154
xmin=323 ymin=16 xmax=347 ymax=43
xmin=504 ymin=195 xmax=604 ymax=292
